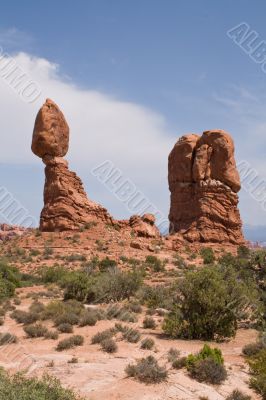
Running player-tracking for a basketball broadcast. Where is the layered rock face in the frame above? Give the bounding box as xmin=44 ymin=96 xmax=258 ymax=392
xmin=168 ymin=130 xmax=244 ymax=244
xmin=32 ymin=99 xmax=112 ymax=231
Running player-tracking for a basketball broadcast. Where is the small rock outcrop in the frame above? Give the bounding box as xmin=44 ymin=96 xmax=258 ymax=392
xmin=32 ymin=99 xmax=113 ymax=231
xmin=129 ymin=214 xmax=160 ymax=238
xmin=168 ymin=130 xmax=244 ymax=244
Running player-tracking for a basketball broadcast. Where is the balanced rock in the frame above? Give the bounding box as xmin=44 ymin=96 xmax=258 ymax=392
xmin=32 ymin=99 xmax=69 ymax=158
xmin=32 ymin=99 xmax=113 ymax=231
xmin=168 ymin=130 xmax=244 ymax=244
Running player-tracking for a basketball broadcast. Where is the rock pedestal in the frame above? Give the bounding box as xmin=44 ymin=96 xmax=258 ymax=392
xmin=32 ymin=99 xmax=112 ymax=231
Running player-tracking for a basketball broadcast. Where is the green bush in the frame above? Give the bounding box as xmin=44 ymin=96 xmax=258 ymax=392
xmin=100 ymin=338 xmax=117 ymax=353
xmin=40 ymin=265 xmax=68 ymax=284
xmin=226 ymin=390 xmax=251 ymax=400
xmin=144 ymin=256 xmax=165 ymax=272
xmin=125 ymin=355 xmax=167 ymax=383
xmin=139 ymin=284 xmax=175 ymax=310
xmin=140 ymin=338 xmax=155 ymax=350
xmin=237 ymin=245 xmax=250 ymax=259
xmin=163 ymin=266 xmax=258 ymax=340
xmin=186 ymin=344 xmax=224 ymax=368
xmin=143 ymin=317 xmax=156 ymax=329
xmin=62 ymin=272 xmax=92 ymax=302
xmin=24 ymin=323 xmax=48 ymax=338
xmin=186 ymin=345 xmax=227 ymax=384
xmin=248 ymin=349 xmax=266 ymax=399
xmin=0 ymin=369 xmax=84 ymax=399
xmin=98 ymin=257 xmax=117 ymax=272
xmin=56 ymin=335 xmax=84 ymax=351
xmin=200 ymin=247 xmax=215 ymax=264
xmin=188 ymin=357 xmax=227 ymax=384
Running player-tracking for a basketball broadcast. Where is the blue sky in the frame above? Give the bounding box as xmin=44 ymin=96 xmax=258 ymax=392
xmin=0 ymin=0 xmax=266 ymax=238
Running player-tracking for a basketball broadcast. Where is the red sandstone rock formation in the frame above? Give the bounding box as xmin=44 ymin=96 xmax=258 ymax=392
xmin=129 ymin=214 xmax=160 ymax=238
xmin=32 ymin=99 xmax=113 ymax=231
xmin=32 ymin=99 xmax=160 ymax=235
xmin=168 ymin=129 xmax=244 ymax=244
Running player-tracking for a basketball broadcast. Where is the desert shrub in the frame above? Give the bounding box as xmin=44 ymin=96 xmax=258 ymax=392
xmin=114 ymin=323 xmax=128 ymax=333
xmin=172 ymin=357 xmax=187 ymax=369
xmin=44 ymin=330 xmax=59 ymax=340
xmin=43 ymin=246 xmax=54 ymax=259
xmin=0 ymin=369 xmax=84 ymax=399
xmin=56 ymin=335 xmax=84 ymax=351
xmin=186 ymin=344 xmax=224 ymax=367
xmin=79 ymin=310 xmax=98 ymax=327
xmin=24 ymin=323 xmax=48 ymax=338
xmin=143 ymin=317 xmax=156 ymax=329
xmin=126 ymin=301 xmax=142 ymax=314
xmin=248 ymin=349 xmax=266 ymax=399
xmin=40 ymin=265 xmax=68 ymax=284
xmin=11 ymin=310 xmax=39 ymax=325
xmin=0 ymin=308 xmax=5 ymax=317
xmin=29 ymin=249 xmax=40 ymax=257
xmin=167 ymin=348 xmax=180 ymax=362
xmin=139 ymin=284 xmax=175 ymax=310
xmin=226 ymin=390 xmax=251 ymax=400
xmin=200 ymin=247 xmax=215 ymax=264
xmin=42 ymin=300 xmax=84 ymax=323
xmin=95 ymin=270 xmax=143 ymax=303
xmin=82 ymin=256 xmax=99 ymax=274
xmin=29 ymin=300 xmax=45 ymax=314
xmin=140 ymin=338 xmax=155 ymax=350
xmin=163 ymin=266 xmax=258 ymax=340
xmin=66 ymin=254 xmax=86 ymax=263
xmin=54 ymin=313 xmax=79 ymax=326
xmin=98 ymin=257 xmax=117 ymax=272
xmin=125 ymin=355 xmax=167 ymax=383
xmin=144 ymin=256 xmax=165 ymax=272
xmin=62 ymin=272 xmax=92 ymax=302
xmin=119 ymin=311 xmax=138 ymax=323
xmin=57 ymin=323 xmax=73 ymax=333
xmin=242 ymin=342 xmax=264 ymax=357
xmin=62 ymin=268 xmax=143 ymax=304
xmin=0 ymin=275 xmax=15 ymax=300
xmin=188 ymin=358 xmax=227 ymax=384
xmin=186 ymin=345 xmax=226 ymax=384
xmin=123 ymin=328 xmax=141 ymax=343
xmin=91 ymin=328 xmax=116 ymax=344
xmin=13 ymin=298 xmax=21 ymax=305
xmin=68 ymin=357 xmax=78 ymax=364
xmin=173 ymin=254 xmax=187 ymax=268
xmin=100 ymin=338 xmax=117 ymax=353
xmin=0 ymin=333 xmax=18 ymax=345
xmin=237 ymin=245 xmax=250 ymax=259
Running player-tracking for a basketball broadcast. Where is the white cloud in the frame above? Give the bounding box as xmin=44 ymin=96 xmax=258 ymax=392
xmin=0 ymin=52 xmax=174 ymax=221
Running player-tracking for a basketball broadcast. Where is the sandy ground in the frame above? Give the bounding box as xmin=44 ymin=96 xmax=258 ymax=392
xmin=0 ymin=286 xmax=260 ymax=400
